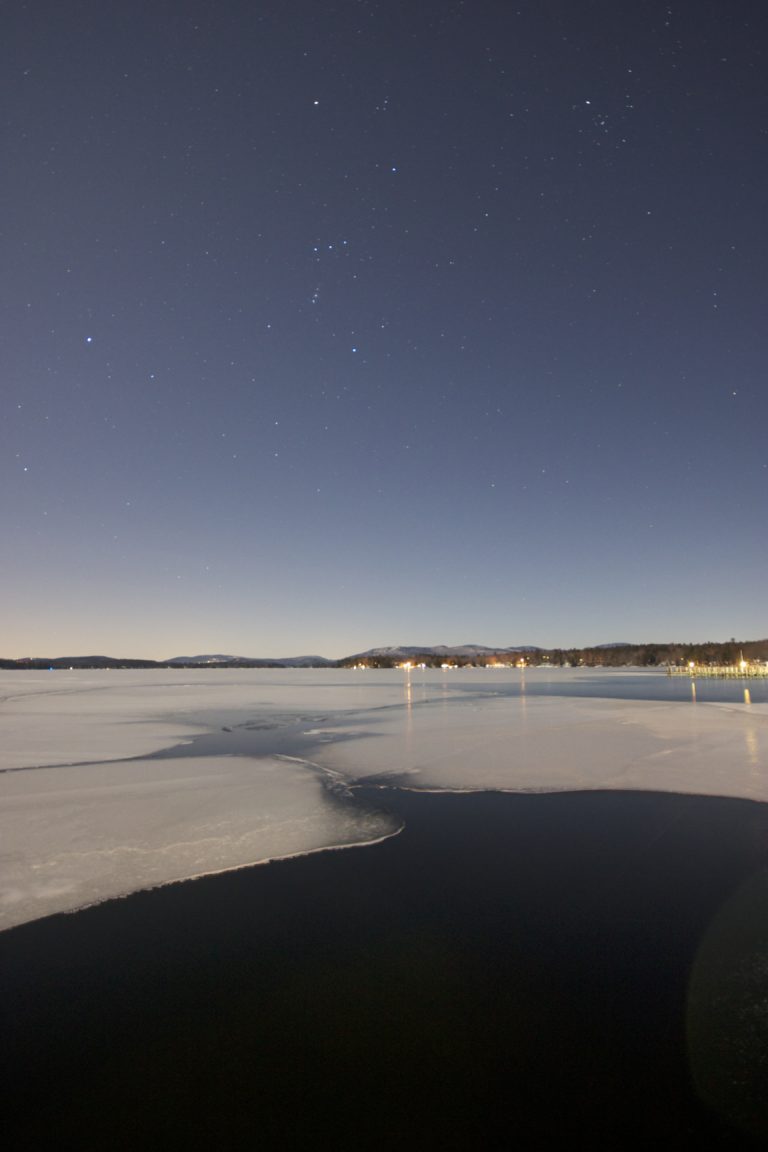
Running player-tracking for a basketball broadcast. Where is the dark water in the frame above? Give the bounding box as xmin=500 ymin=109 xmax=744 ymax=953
xmin=3 ymin=788 xmax=768 ymax=1150
xmin=427 ymin=670 xmax=768 ymax=706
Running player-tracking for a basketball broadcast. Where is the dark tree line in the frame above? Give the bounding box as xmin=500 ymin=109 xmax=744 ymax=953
xmin=339 ymin=640 xmax=768 ymax=669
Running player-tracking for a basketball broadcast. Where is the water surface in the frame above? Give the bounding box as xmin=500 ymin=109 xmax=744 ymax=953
xmin=3 ymin=787 xmax=768 ymax=1148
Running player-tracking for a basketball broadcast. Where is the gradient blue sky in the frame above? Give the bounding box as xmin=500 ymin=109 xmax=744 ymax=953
xmin=3 ymin=0 xmax=766 ymax=658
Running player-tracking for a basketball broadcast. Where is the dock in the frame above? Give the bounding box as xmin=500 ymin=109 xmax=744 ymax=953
xmin=667 ymin=662 xmax=768 ymax=679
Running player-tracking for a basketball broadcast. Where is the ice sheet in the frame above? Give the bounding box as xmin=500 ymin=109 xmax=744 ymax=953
xmin=0 ymin=671 xmax=422 ymax=930
xmin=2 ymin=668 xmax=767 ymax=932
xmin=0 ymin=669 xmax=418 ymax=769
xmin=312 ymin=694 xmax=768 ymax=800
xmin=0 ymin=752 xmax=396 ymax=931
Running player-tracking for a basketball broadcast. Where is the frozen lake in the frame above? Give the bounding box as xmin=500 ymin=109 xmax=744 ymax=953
xmin=2 ymin=667 xmax=767 ymax=930
xmin=3 ymin=667 xmax=768 ymax=1145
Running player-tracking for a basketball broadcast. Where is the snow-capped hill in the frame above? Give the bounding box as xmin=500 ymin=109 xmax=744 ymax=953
xmin=167 ymin=654 xmax=241 ymax=664
xmin=346 ymin=643 xmax=542 ymax=663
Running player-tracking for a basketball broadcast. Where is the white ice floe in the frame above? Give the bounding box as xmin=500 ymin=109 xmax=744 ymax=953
xmin=1 ymin=668 xmax=767 ymax=931
xmin=313 ymin=694 xmax=768 ymax=800
xmin=0 ymin=751 xmax=396 ymax=931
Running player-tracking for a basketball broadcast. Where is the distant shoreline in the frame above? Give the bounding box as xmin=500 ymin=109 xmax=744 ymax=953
xmin=3 ymin=636 xmax=767 ymax=671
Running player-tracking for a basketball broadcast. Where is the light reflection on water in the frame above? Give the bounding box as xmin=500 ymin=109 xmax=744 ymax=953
xmin=433 ymin=670 xmax=768 ymax=707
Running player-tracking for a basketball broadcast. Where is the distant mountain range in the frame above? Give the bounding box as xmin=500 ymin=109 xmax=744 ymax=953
xmin=1 ymin=653 xmax=336 ymax=670
xmin=2 ymin=645 xmax=542 ymax=670
xmin=344 ymin=644 xmax=541 ymax=663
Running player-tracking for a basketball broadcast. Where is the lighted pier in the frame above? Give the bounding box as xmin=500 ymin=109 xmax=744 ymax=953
xmin=667 ymin=661 xmax=768 ymax=679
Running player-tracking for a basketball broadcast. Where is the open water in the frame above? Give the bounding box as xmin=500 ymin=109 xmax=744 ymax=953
xmin=3 ymin=783 xmax=768 ymax=1149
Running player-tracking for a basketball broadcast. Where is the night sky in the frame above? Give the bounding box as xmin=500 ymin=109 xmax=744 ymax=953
xmin=3 ymin=1 xmax=767 ymax=658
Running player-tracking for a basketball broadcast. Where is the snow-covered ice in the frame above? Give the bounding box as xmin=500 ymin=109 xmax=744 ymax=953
xmin=0 ymin=670 xmax=406 ymax=929
xmin=0 ymin=752 xmax=395 ymax=930
xmin=313 ymin=692 xmax=768 ymax=798
xmin=1 ymin=668 xmax=767 ymax=930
